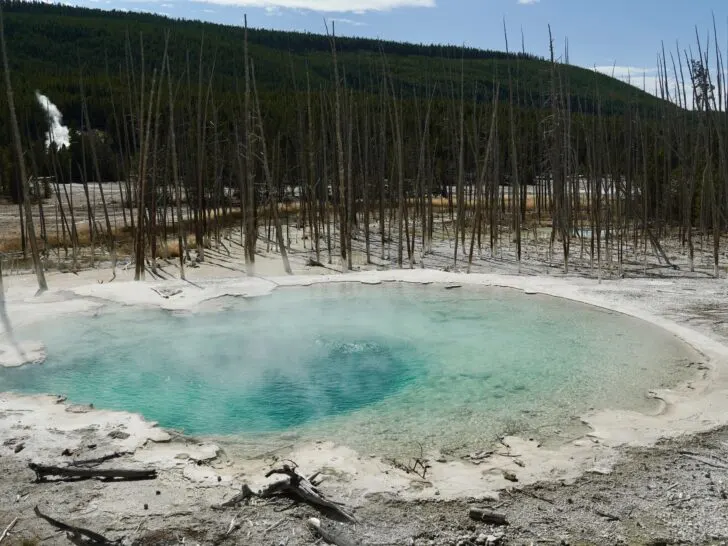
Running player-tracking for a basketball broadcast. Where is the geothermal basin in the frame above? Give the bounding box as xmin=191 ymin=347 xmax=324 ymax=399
xmin=0 ymin=280 xmax=701 ymax=459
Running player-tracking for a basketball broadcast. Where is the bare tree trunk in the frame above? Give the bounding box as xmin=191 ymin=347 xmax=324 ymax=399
xmin=243 ymin=16 xmax=257 ymax=274
xmin=80 ymin=66 xmax=117 ymax=277
xmin=504 ymin=23 xmax=521 ymax=267
xmin=148 ymin=44 xmax=168 ymax=275
xmin=251 ymin=63 xmax=292 ymax=274
xmin=305 ymin=70 xmax=321 ymax=263
xmin=548 ymin=25 xmax=568 ymax=274
xmin=135 ymin=65 xmax=157 ymax=281
xmin=165 ymin=44 xmax=186 ymax=280
xmin=0 ymin=7 xmax=47 ymax=293
xmin=346 ymin=89 xmax=354 ymax=269
xmin=382 ymin=54 xmax=407 ymax=269
xmin=454 ymin=54 xmax=465 ymax=267
xmin=328 ymin=23 xmax=348 ymax=268
xmin=469 ymin=87 xmax=498 ymax=273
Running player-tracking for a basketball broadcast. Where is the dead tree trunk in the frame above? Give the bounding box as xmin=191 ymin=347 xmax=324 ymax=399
xmin=0 ymin=7 xmax=47 ymax=293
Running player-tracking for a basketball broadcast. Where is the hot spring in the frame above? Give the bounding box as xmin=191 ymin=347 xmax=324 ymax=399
xmin=0 ymin=282 xmax=699 ymax=456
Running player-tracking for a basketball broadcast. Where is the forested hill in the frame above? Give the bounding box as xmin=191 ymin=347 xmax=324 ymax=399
xmin=2 ymin=0 xmax=660 ymax=113
xmin=0 ymin=0 xmax=670 ymax=201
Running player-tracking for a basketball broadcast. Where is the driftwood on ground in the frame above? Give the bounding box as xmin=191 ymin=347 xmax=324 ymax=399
xmin=29 ymin=462 xmax=157 ymax=482
xmin=307 ymin=517 xmax=361 ymax=546
xmin=468 ymin=507 xmax=509 ymax=526
xmin=214 ymin=484 xmax=256 ymax=509
xmin=0 ymin=517 xmax=17 ymax=544
xmin=385 ymin=442 xmax=431 ymax=479
xmin=594 ymin=508 xmax=620 ymax=522
xmin=67 ymin=453 xmax=125 ymax=467
xmin=218 ymin=464 xmax=357 ymax=523
xmin=262 ymin=464 xmax=357 ymax=523
xmin=34 ymin=506 xmax=119 ymax=545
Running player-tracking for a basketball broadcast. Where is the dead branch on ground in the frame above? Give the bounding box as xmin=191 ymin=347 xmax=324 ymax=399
xmin=34 ymin=506 xmax=120 ymax=545
xmin=468 ymin=507 xmax=509 ymax=526
xmin=67 ymin=453 xmax=126 ymax=467
xmin=307 ymin=517 xmax=361 ymax=546
xmin=385 ymin=442 xmax=431 ymax=479
xmin=0 ymin=517 xmax=18 ymax=544
xmin=217 ymin=463 xmax=357 ymax=523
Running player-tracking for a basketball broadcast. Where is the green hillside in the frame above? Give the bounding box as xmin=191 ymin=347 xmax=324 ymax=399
xmin=0 ymin=0 xmax=670 ymax=201
xmin=1 ymin=0 xmax=661 ymax=115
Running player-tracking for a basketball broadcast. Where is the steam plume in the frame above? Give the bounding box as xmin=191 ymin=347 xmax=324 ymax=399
xmin=35 ymin=91 xmax=70 ymax=149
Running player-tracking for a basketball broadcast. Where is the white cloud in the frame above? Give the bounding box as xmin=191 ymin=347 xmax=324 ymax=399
xmin=193 ymin=0 xmax=434 ymax=12
xmin=517 ymin=0 xmax=539 ymax=4
xmin=592 ymin=64 xmax=705 ymax=109
xmin=594 ymin=65 xmax=656 ymax=80
xmin=328 ymin=16 xmax=367 ymax=26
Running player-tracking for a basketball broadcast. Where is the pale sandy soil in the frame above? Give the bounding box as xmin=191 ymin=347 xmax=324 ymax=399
xmin=2 ymin=223 xmax=728 ymax=544
xmin=0 ymin=183 xmax=130 ymax=250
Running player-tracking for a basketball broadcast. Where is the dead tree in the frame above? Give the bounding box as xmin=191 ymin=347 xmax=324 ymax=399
xmin=0 ymin=6 xmax=47 ymax=293
xmin=328 ymin=21 xmax=349 ymax=268
xmin=251 ymin=63 xmax=292 ymax=274
xmin=220 ymin=463 xmax=356 ymax=524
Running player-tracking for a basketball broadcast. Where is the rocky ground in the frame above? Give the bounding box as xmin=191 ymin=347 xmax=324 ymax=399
xmin=3 ymin=220 xmax=728 ymax=545
xmin=3 ymin=422 xmax=728 ymax=546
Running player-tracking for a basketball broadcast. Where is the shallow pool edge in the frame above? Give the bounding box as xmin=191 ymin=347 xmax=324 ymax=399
xmin=2 ymin=269 xmax=728 ymax=501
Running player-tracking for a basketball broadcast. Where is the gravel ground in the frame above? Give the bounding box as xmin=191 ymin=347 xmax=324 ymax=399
xmin=3 ymin=426 xmax=728 ymax=545
xmin=3 ymin=211 xmax=728 ymax=545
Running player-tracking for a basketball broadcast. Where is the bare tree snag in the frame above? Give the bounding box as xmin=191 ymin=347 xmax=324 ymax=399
xmin=327 ymin=21 xmax=349 ymax=268
xmin=250 ymin=62 xmax=292 ymax=274
xmin=0 ymin=6 xmax=47 ymax=294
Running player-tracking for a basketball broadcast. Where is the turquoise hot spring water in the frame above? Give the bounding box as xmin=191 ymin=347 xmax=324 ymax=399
xmin=0 ymin=283 xmax=699 ymax=456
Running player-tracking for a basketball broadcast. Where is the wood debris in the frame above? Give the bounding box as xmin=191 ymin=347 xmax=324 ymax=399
xmin=34 ymin=506 xmax=120 ymax=545
xmin=468 ymin=507 xmax=509 ymax=526
xmin=29 ymin=462 xmax=157 ymax=483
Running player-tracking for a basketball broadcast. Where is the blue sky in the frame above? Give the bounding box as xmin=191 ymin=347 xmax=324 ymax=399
xmin=81 ymin=0 xmax=726 ymax=93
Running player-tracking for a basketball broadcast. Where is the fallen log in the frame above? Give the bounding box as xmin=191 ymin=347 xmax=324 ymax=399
xmin=468 ymin=507 xmax=509 ymax=526
xmin=33 ymin=506 xmax=119 ymax=545
xmin=219 ymin=464 xmax=356 ymax=523
xmin=29 ymin=463 xmax=156 ymax=483
xmin=263 ymin=465 xmax=357 ymax=523
xmin=307 ymin=517 xmax=361 ymax=546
